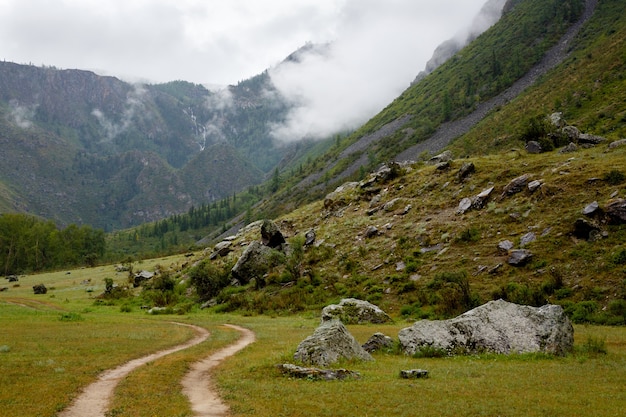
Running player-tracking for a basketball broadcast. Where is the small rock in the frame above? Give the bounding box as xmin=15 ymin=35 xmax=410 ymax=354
xmin=498 ymin=240 xmax=514 ymax=253
xmin=559 ymin=142 xmax=578 ymax=154
xmin=528 ymin=180 xmax=542 ymax=192
xmin=605 ymin=198 xmax=626 ymax=224
xmin=362 ymin=333 xmax=394 ymax=353
xmin=364 ymin=226 xmax=379 ymax=238
xmin=608 ymin=139 xmax=626 ymax=150
xmin=573 ymin=218 xmax=602 ymax=240
xmin=501 ymin=174 xmax=531 ymax=198
xmin=457 ymin=162 xmax=476 ymax=181
xmin=277 ymin=364 xmax=360 ymax=380
xmin=582 ymin=201 xmax=599 ymax=216
xmin=33 ymin=283 xmax=47 ymax=295
xmin=400 ymin=369 xmax=429 ymax=379
xmin=508 ymin=249 xmax=533 ymax=266
xmin=304 ymin=229 xmax=316 ymax=246
xmin=457 ymin=198 xmax=472 ymax=215
xmin=525 ymin=141 xmax=543 ymax=154
xmin=520 ymin=232 xmax=536 ymax=247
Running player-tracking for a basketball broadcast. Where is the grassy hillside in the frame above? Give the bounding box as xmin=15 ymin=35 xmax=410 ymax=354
xmin=199 ymin=142 xmax=626 ymax=324
xmin=452 ymin=0 xmax=626 ymax=155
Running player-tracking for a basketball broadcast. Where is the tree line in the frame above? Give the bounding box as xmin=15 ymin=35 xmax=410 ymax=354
xmin=0 ymin=213 xmax=105 ymax=275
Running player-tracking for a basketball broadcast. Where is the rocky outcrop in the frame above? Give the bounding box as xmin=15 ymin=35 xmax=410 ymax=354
xmin=398 ymin=299 xmax=573 ymax=356
xmin=231 ymin=241 xmax=277 ymax=286
xmin=321 ymin=298 xmax=392 ymax=324
xmin=294 ymin=320 xmax=374 ymax=367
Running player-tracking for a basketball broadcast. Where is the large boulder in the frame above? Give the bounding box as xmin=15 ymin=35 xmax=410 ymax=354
xmin=398 ymin=299 xmax=573 ymax=356
xmin=260 ymin=219 xmax=286 ymax=248
xmin=231 ymin=241 xmax=277 ymax=285
xmin=294 ymin=320 xmax=374 ymax=367
xmin=321 ymin=298 xmax=392 ymax=324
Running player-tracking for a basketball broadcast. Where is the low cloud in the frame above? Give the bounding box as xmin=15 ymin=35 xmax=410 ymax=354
xmin=9 ymin=99 xmax=37 ymax=129
xmin=268 ymin=0 xmax=498 ymax=143
xmin=92 ymin=85 xmax=147 ymax=141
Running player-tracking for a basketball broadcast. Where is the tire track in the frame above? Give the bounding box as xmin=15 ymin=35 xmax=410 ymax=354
xmin=182 ymin=324 xmax=256 ymax=417
xmin=58 ymin=322 xmax=210 ymax=417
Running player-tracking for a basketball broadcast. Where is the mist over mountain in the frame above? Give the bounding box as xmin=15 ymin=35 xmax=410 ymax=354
xmin=267 ymin=0 xmax=510 ymax=143
xmin=0 ymin=63 xmax=298 ymax=229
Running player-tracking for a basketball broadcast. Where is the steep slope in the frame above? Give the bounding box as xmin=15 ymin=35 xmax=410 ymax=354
xmin=176 ymin=0 xmax=626 ymax=323
xmin=274 ymin=0 xmax=590 ymax=210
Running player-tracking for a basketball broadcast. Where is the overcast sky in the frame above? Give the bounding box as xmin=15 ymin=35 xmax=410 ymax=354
xmin=0 ymin=0 xmax=499 ymax=141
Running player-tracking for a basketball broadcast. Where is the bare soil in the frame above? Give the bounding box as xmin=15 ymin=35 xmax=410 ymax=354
xmin=57 ymin=323 xmax=254 ymax=417
xmin=181 ymin=324 xmax=256 ymax=417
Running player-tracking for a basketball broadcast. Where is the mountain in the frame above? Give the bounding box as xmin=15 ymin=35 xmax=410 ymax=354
xmin=0 ymin=64 xmax=301 ymax=229
xmin=185 ymin=0 xmax=626 ymax=324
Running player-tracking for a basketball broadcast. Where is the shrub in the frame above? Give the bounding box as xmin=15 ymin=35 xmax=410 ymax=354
xmin=603 ymin=169 xmax=625 ymax=185
xmin=566 ymin=300 xmax=599 ymax=323
xmin=413 ymin=345 xmax=448 ymax=358
xmin=610 ymin=248 xmax=626 ymax=265
xmin=428 ymin=270 xmax=479 ymax=316
xmin=189 ymin=259 xmax=232 ymax=301
xmin=577 ymin=336 xmax=607 ymax=355
xmin=457 ymin=227 xmax=481 ymax=243
xmin=58 ymin=312 xmax=84 ymax=322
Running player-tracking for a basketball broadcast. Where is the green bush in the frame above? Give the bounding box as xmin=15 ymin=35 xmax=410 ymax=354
xmin=577 ymin=336 xmax=607 ymax=355
xmin=603 ymin=169 xmax=625 ymax=185
xmin=189 ymin=259 xmax=232 ymax=301
xmin=58 ymin=312 xmax=84 ymax=322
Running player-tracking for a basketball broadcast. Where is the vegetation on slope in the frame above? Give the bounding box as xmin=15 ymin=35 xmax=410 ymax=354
xmin=452 ymin=0 xmax=626 ymax=155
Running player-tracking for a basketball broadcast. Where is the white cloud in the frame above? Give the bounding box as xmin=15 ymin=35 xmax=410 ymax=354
xmin=268 ymin=0 xmax=490 ymax=142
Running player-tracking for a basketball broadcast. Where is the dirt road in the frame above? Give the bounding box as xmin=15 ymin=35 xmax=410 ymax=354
xmin=182 ymin=324 xmax=256 ymax=417
xmin=57 ymin=323 xmax=254 ymax=417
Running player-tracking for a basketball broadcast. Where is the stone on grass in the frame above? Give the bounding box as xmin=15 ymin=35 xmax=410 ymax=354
xmin=321 ymin=298 xmax=392 ymax=324
xmin=362 ymin=333 xmax=394 ymax=353
xmin=277 ymin=364 xmax=360 ymax=380
xmin=508 ymin=249 xmax=533 ymax=266
xmin=398 ymin=299 xmax=573 ymax=356
xmin=33 ymin=283 xmax=47 ymax=294
xmin=400 ymin=369 xmax=429 ymax=379
xmin=294 ymin=320 xmax=374 ymax=367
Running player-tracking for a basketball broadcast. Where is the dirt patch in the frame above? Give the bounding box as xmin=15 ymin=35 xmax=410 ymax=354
xmin=182 ymin=324 xmax=256 ymax=417
xmin=58 ymin=322 xmax=210 ymax=417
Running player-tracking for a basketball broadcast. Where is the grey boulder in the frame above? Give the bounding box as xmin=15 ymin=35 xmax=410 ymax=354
xmin=398 ymin=299 xmax=573 ymax=356
xmin=294 ymin=320 xmax=374 ymax=367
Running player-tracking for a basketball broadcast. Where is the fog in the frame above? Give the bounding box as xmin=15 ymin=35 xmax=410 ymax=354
xmin=268 ymin=0 xmax=507 ymax=142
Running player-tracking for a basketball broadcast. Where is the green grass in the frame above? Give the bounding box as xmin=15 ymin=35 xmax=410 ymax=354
xmin=215 ymin=321 xmax=626 ymax=417
xmin=1 ymin=263 xmax=625 ymax=417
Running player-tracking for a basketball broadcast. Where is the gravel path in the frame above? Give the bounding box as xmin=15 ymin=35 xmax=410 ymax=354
xmin=57 ymin=323 xmax=255 ymax=417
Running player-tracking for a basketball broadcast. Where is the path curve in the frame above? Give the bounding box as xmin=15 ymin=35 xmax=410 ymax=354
xmin=182 ymin=324 xmax=256 ymax=417
xmin=58 ymin=322 xmax=210 ymax=417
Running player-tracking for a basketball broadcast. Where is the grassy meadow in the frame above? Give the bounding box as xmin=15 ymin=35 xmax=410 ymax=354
xmin=1 ymin=260 xmax=625 ymax=417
